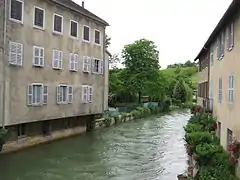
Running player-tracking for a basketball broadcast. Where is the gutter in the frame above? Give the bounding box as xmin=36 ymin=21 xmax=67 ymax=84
xmin=2 ymin=0 xmax=7 ymax=128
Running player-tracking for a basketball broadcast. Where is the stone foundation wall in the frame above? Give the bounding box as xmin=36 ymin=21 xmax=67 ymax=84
xmin=2 ymin=126 xmax=86 ymax=153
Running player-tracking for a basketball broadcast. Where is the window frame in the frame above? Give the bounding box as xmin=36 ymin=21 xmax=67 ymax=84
xmin=53 ymin=13 xmax=64 ymax=35
xmin=28 ymin=83 xmax=48 ymax=106
xmin=218 ymin=77 xmax=222 ymax=104
xmin=33 ymin=6 xmax=45 ymax=30
xmin=228 ymin=74 xmax=234 ymax=104
xmin=94 ymin=29 xmax=101 ymax=45
xmin=69 ymin=53 xmax=78 ymax=71
xmin=57 ymin=85 xmax=73 ymax=104
xmin=52 ymin=49 xmax=63 ymax=70
xmin=9 ymin=0 xmax=24 ymax=24
xmin=82 ymin=25 xmax=90 ymax=43
xmin=69 ymin=20 xmax=78 ymax=39
xmin=33 ymin=45 xmax=44 ymax=67
xmin=83 ymin=56 xmax=91 ymax=73
xmin=9 ymin=41 xmax=23 ymax=66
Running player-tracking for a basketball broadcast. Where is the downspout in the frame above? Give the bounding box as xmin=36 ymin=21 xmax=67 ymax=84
xmin=2 ymin=0 xmax=7 ymax=128
xmin=102 ymin=27 xmax=106 ymax=114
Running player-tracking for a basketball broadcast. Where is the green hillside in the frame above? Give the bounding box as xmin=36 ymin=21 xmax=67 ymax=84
xmin=161 ymin=66 xmax=198 ymax=89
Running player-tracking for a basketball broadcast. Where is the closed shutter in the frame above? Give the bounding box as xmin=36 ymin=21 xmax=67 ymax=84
xmin=43 ymin=85 xmax=48 ymax=104
xmin=68 ymin=86 xmax=73 ymax=103
xmin=56 ymin=86 xmax=60 ymax=104
xmin=88 ymin=86 xmax=93 ymax=103
xmin=28 ymin=84 xmax=33 ymax=105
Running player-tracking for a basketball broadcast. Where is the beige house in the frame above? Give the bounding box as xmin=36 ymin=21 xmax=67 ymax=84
xmin=0 ymin=0 xmax=109 ymax=151
xmin=195 ymin=0 xmax=240 ymax=176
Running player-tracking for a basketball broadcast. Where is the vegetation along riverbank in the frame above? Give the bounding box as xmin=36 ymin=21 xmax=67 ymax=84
xmin=178 ymin=105 xmax=239 ymax=180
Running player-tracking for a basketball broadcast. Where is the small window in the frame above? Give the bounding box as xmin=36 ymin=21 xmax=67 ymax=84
xmin=210 ymin=46 xmax=214 ymax=66
xmin=57 ymin=85 xmax=73 ymax=104
xmin=228 ymin=74 xmax=234 ymax=104
xmin=33 ymin=46 xmax=44 ymax=67
xmin=70 ymin=20 xmax=78 ymax=38
xmin=17 ymin=124 xmax=26 ymax=137
xmin=10 ymin=0 xmax=24 ymax=23
xmin=33 ymin=7 xmax=45 ymax=29
xmin=28 ymin=84 xmax=48 ymax=106
xmin=53 ymin=14 xmax=63 ymax=34
xmin=94 ymin=30 xmax=100 ymax=44
xmin=83 ymin=56 xmax=91 ymax=72
xmin=83 ymin=25 xmax=90 ymax=42
xmin=82 ymin=85 xmax=93 ymax=103
xmin=69 ymin=53 xmax=78 ymax=71
xmin=218 ymin=77 xmax=222 ymax=103
xmin=92 ymin=59 xmax=103 ymax=74
xmin=9 ymin=41 xmax=23 ymax=66
xmin=52 ymin=50 xmax=63 ymax=69
xmin=227 ymin=22 xmax=234 ymax=51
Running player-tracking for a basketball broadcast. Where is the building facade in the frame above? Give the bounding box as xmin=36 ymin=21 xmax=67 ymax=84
xmin=195 ymin=0 xmax=240 ymax=176
xmin=0 ymin=0 xmax=109 ymax=151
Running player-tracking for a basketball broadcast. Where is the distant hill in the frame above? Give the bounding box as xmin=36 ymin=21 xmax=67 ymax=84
xmin=161 ymin=66 xmax=198 ymax=88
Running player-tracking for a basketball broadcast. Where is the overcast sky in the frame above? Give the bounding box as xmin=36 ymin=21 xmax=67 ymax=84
xmin=74 ymin=0 xmax=231 ymax=69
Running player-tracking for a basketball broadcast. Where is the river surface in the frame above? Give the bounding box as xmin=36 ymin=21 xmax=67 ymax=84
xmin=0 ymin=110 xmax=190 ymax=180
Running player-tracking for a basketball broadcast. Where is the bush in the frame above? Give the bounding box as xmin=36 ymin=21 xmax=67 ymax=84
xmin=103 ymin=117 xmax=112 ymax=127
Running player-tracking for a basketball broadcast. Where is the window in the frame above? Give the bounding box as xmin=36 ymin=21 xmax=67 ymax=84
xmin=9 ymin=41 xmax=23 ymax=66
xmin=28 ymin=84 xmax=48 ymax=106
xmin=52 ymin=50 xmax=63 ymax=69
xmin=57 ymin=85 xmax=73 ymax=104
xmin=33 ymin=46 xmax=44 ymax=67
xmin=228 ymin=74 xmax=234 ymax=104
xmin=69 ymin=53 xmax=78 ymax=71
xmin=53 ymin=14 xmax=63 ymax=34
xmin=10 ymin=0 xmax=24 ymax=23
xmin=92 ymin=59 xmax=103 ymax=74
xmin=83 ymin=25 xmax=90 ymax=42
xmin=17 ymin=124 xmax=26 ymax=137
xmin=210 ymin=46 xmax=214 ymax=66
xmin=218 ymin=77 xmax=222 ymax=103
xmin=227 ymin=128 xmax=233 ymax=146
xmin=70 ymin=20 xmax=78 ymax=38
xmin=217 ymin=32 xmax=225 ymax=60
xmin=83 ymin=56 xmax=91 ymax=72
xmin=82 ymin=85 xmax=93 ymax=103
xmin=94 ymin=30 xmax=100 ymax=44
xmin=227 ymin=22 xmax=234 ymax=51
xmin=33 ymin=7 xmax=45 ymax=29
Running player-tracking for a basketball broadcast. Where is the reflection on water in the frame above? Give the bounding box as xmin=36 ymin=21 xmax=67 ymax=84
xmin=0 ymin=110 xmax=190 ymax=180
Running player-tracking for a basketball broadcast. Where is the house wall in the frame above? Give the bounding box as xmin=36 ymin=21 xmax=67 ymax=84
xmin=2 ymin=0 xmax=106 ymax=126
xmin=210 ymin=11 xmax=240 ymax=151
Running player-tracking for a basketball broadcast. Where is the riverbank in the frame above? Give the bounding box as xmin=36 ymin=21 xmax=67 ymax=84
xmin=0 ymin=102 xmax=173 ymax=154
xmin=181 ymin=107 xmax=238 ymax=180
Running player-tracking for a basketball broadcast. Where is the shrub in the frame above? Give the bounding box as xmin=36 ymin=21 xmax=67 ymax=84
xmin=130 ymin=110 xmax=141 ymax=119
xmin=103 ymin=117 xmax=112 ymax=127
xmin=121 ymin=112 xmax=128 ymax=122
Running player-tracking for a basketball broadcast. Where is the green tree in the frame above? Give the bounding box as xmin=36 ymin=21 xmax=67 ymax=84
xmin=122 ymin=39 xmax=160 ymax=103
xmin=105 ymin=35 xmax=111 ymax=48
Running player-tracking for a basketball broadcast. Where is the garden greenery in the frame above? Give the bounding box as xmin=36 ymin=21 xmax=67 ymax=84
xmin=184 ymin=110 xmax=236 ymax=180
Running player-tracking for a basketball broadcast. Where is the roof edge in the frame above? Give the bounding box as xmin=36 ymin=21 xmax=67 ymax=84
xmin=194 ymin=0 xmax=239 ymax=61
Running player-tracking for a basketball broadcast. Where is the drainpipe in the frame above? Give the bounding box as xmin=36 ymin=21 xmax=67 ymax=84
xmin=2 ymin=0 xmax=7 ymax=128
xmin=102 ymin=28 xmax=106 ymax=115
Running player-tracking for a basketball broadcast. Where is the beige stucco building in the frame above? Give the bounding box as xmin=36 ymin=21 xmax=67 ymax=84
xmin=195 ymin=0 xmax=240 ymax=176
xmin=0 ymin=0 xmax=109 ymax=151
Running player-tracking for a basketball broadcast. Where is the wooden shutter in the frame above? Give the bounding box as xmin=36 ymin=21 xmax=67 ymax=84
xmin=83 ymin=56 xmax=88 ymax=72
xmin=28 ymin=84 xmax=33 ymax=105
xmin=68 ymin=86 xmax=73 ymax=103
xmin=92 ymin=59 xmax=95 ymax=73
xmin=74 ymin=54 xmax=78 ymax=71
xmin=87 ymin=57 xmax=91 ymax=72
xmin=100 ymin=60 xmax=104 ymax=74
xmin=43 ymin=85 xmax=48 ymax=104
xmin=88 ymin=86 xmax=93 ymax=103
xmin=59 ymin=51 xmax=63 ymax=69
xmin=56 ymin=86 xmax=60 ymax=104
xmin=230 ymin=22 xmax=234 ymax=48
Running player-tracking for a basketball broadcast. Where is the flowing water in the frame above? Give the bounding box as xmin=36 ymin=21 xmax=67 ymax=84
xmin=0 ymin=110 xmax=191 ymax=180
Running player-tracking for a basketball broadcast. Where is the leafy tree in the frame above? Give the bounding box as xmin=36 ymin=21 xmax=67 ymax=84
xmin=109 ymin=54 xmax=120 ymax=69
xmin=105 ymin=35 xmax=111 ymax=48
xmin=122 ymin=39 xmax=160 ymax=103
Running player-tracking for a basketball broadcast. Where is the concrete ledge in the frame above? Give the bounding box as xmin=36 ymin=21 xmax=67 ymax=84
xmin=2 ymin=126 xmax=86 ymax=154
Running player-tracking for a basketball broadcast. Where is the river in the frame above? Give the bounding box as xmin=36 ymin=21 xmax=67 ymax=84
xmin=0 ymin=110 xmax=190 ymax=180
